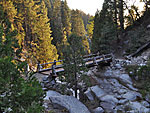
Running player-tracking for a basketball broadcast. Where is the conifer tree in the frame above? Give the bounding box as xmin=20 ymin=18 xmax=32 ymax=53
xmin=92 ymin=0 xmax=117 ymax=54
xmin=71 ymin=10 xmax=86 ymax=37
xmin=0 ymin=0 xmax=24 ymax=47
xmin=50 ymin=0 xmax=64 ymax=55
xmin=0 ymin=5 xmax=44 ymax=112
xmin=91 ymin=11 xmax=100 ymax=53
xmin=61 ymin=0 xmax=71 ymax=37
xmin=35 ymin=1 xmax=58 ymax=64
xmin=86 ymin=16 xmax=94 ymax=39
xmin=1 ymin=0 xmax=58 ymax=66
xmin=62 ymin=34 xmax=87 ymax=98
xmin=86 ymin=16 xmax=94 ymax=50
xmin=44 ymin=0 xmax=52 ymax=18
xmin=119 ymin=0 xmax=124 ymax=32
xmin=71 ymin=10 xmax=90 ymax=53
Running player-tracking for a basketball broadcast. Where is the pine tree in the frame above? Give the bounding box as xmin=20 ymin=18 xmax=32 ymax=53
xmin=50 ymin=0 xmax=64 ymax=56
xmin=0 ymin=5 xmax=44 ymax=112
xmin=61 ymin=0 xmax=71 ymax=37
xmin=6 ymin=0 xmax=58 ymax=66
xmin=71 ymin=10 xmax=90 ymax=53
xmin=86 ymin=16 xmax=94 ymax=50
xmin=35 ymin=1 xmax=58 ymax=64
xmin=86 ymin=16 xmax=94 ymax=39
xmin=0 ymin=0 xmax=25 ymax=47
xmin=92 ymin=0 xmax=117 ymax=54
xmin=91 ymin=11 xmax=100 ymax=53
xmin=119 ymin=0 xmax=124 ymax=32
xmin=44 ymin=0 xmax=52 ymax=18
xmin=71 ymin=10 xmax=86 ymax=37
xmin=62 ymin=34 xmax=87 ymax=98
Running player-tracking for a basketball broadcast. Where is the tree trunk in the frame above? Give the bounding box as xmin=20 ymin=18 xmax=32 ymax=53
xmin=73 ymin=50 xmax=78 ymax=98
xmin=74 ymin=59 xmax=78 ymax=98
xmin=74 ymin=72 xmax=77 ymax=98
xmin=119 ymin=0 xmax=124 ymax=32
xmin=114 ymin=0 xmax=118 ymax=26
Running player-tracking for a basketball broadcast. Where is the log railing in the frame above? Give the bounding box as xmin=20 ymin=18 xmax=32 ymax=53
xmin=37 ymin=53 xmax=113 ymax=74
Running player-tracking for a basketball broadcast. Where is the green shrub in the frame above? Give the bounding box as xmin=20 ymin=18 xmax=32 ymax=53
xmin=125 ymin=63 xmax=150 ymax=98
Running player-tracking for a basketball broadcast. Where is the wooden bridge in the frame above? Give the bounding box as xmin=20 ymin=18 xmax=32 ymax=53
xmin=37 ymin=53 xmax=113 ymax=75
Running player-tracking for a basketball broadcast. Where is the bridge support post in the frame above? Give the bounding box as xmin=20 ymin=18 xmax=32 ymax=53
xmin=103 ymin=54 xmax=108 ymax=63
xmin=37 ymin=63 xmax=41 ymax=72
xmin=50 ymin=60 xmax=57 ymax=82
xmin=93 ymin=57 xmax=98 ymax=65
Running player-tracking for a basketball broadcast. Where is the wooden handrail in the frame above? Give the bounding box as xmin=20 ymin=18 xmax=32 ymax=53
xmin=40 ymin=60 xmax=63 ymax=66
xmin=37 ymin=53 xmax=113 ymax=73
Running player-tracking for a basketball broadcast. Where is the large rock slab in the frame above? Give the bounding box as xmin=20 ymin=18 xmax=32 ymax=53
xmin=141 ymin=101 xmax=150 ymax=108
xmin=100 ymin=95 xmax=118 ymax=105
xmin=119 ymin=74 xmax=132 ymax=85
xmin=44 ymin=90 xmax=61 ymax=100
xmin=125 ymin=101 xmax=150 ymax=113
xmin=108 ymin=79 xmax=125 ymax=89
xmin=90 ymin=85 xmax=105 ymax=99
xmin=104 ymin=70 xmax=114 ymax=77
xmin=92 ymin=107 xmax=104 ymax=113
xmin=95 ymin=78 xmax=115 ymax=93
xmin=100 ymin=102 xmax=116 ymax=113
xmin=47 ymin=90 xmax=90 ymax=113
xmin=122 ymin=91 xmax=142 ymax=101
xmin=84 ymin=88 xmax=94 ymax=101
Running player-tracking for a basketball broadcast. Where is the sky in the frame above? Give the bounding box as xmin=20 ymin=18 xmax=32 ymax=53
xmin=66 ymin=0 xmax=104 ymax=16
xmin=66 ymin=0 xmax=144 ymax=16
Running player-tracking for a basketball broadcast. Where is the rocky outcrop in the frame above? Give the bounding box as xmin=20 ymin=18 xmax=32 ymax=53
xmin=36 ymin=57 xmax=150 ymax=112
xmin=84 ymin=64 xmax=150 ymax=112
xmin=44 ymin=90 xmax=90 ymax=113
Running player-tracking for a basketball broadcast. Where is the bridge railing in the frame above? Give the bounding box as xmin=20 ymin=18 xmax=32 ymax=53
xmin=37 ymin=53 xmax=113 ymax=74
xmin=84 ymin=53 xmax=112 ymax=63
xmin=37 ymin=60 xmax=63 ymax=72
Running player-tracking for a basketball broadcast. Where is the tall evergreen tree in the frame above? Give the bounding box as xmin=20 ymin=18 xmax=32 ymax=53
xmin=62 ymin=34 xmax=87 ymax=98
xmin=71 ymin=10 xmax=86 ymax=37
xmin=44 ymin=0 xmax=52 ymax=18
xmin=0 ymin=5 xmax=44 ymax=112
xmin=86 ymin=16 xmax=94 ymax=50
xmin=119 ymin=0 xmax=124 ymax=32
xmin=91 ymin=11 xmax=100 ymax=53
xmin=92 ymin=0 xmax=117 ymax=54
xmin=71 ymin=9 xmax=90 ymax=53
xmin=33 ymin=1 xmax=58 ymax=64
xmin=0 ymin=0 xmax=24 ymax=47
xmin=50 ymin=0 xmax=64 ymax=55
xmin=86 ymin=16 xmax=94 ymax=39
xmin=2 ymin=0 xmax=58 ymax=66
xmin=61 ymin=0 xmax=71 ymax=37
xmin=114 ymin=0 xmax=118 ymax=26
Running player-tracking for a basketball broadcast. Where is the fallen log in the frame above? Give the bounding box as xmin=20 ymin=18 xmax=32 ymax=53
xmin=128 ymin=41 xmax=150 ymax=58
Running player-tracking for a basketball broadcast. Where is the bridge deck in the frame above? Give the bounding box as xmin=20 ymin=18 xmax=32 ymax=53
xmin=39 ymin=55 xmax=112 ymax=75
